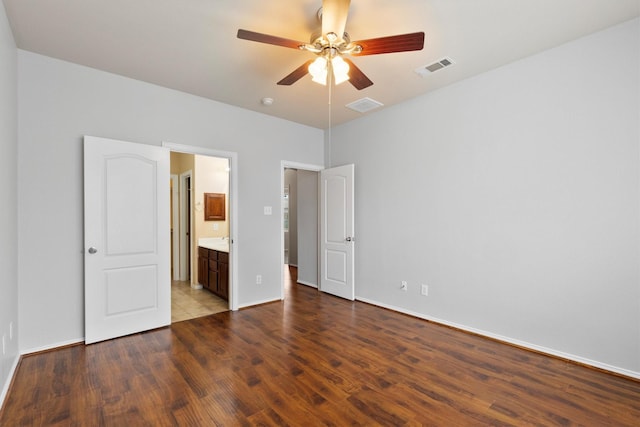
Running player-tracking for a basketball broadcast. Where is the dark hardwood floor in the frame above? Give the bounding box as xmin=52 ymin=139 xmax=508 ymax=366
xmin=1 ymin=266 xmax=639 ymax=426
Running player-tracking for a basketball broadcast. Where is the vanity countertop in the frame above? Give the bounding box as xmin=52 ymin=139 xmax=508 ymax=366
xmin=198 ymin=237 xmax=229 ymax=253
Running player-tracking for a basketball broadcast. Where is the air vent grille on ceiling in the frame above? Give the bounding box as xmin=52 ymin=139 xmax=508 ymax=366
xmin=346 ymin=97 xmax=384 ymax=114
xmin=415 ymin=57 xmax=455 ymax=77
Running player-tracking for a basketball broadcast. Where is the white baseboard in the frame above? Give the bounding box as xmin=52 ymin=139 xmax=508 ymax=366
xmin=356 ymin=296 xmax=640 ymax=380
xmin=296 ymin=280 xmax=317 ymax=288
xmin=21 ymin=337 xmax=85 ymax=356
xmin=238 ymin=297 xmax=281 ymax=309
xmin=0 ymin=354 xmax=20 ymax=411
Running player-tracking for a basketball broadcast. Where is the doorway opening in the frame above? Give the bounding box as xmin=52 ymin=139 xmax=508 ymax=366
xmin=281 ymin=162 xmax=356 ymax=301
xmin=170 ymin=150 xmax=234 ymax=322
xmin=281 ymin=162 xmax=323 ymax=298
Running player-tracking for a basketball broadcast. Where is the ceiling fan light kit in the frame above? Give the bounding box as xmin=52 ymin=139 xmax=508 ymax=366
xmin=309 ymin=52 xmax=350 ymax=86
xmin=236 ymin=0 xmax=425 ymax=91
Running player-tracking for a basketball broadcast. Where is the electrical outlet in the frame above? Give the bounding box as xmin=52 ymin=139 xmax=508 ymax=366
xmin=401 ymin=281 xmax=408 ymax=291
xmin=421 ymin=284 xmax=429 ymax=296
xmin=256 ymin=275 xmax=262 ymax=285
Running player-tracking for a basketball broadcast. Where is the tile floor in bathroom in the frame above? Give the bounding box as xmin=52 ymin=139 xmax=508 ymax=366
xmin=171 ymin=280 xmax=228 ymax=322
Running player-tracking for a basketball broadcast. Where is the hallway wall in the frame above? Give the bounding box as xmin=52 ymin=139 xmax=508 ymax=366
xmin=296 ymin=170 xmax=318 ymax=287
xmin=284 ymin=168 xmax=298 ymax=266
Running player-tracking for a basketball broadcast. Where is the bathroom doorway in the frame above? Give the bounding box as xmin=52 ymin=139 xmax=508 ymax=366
xmin=170 ymin=151 xmax=232 ymax=322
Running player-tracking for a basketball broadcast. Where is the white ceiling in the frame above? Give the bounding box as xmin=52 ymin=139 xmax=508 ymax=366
xmin=3 ymin=0 xmax=639 ymax=129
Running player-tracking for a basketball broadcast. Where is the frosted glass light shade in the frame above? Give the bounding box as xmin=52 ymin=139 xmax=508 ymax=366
xmin=309 ymin=57 xmax=328 ymax=85
xmin=331 ymin=56 xmax=350 ymax=85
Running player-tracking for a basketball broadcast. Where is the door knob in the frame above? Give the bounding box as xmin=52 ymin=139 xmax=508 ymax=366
xmin=88 ymin=247 xmax=98 ymax=254
xmin=345 ymin=237 xmax=352 ymax=242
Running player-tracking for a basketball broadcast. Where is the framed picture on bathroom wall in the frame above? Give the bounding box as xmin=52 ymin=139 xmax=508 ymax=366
xmin=204 ymin=193 xmax=225 ymax=221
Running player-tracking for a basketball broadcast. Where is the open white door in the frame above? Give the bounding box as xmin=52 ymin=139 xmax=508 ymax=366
xmin=320 ymin=164 xmax=355 ymax=300
xmin=84 ymin=136 xmax=170 ymax=344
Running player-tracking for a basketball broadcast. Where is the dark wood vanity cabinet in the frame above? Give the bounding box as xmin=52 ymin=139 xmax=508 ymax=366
xmin=197 ymin=246 xmax=229 ymax=300
xmin=217 ymin=251 xmax=229 ymax=300
xmin=197 ymin=247 xmax=209 ymax=288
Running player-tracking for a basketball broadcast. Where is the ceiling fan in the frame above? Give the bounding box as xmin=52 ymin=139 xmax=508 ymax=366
xmin=237 ymin=0 xmax=425 ymax=90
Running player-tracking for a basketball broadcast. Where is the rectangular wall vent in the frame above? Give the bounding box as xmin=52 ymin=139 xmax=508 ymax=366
xmin=415 ymin=57 xmax=455 ymax=77
xmin=346 ymin=97 xmax=384 ymax=114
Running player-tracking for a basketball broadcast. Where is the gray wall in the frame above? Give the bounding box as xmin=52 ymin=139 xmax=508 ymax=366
xmin=284 ymin=168 xmax=298 ymax=266
xmin=0 ymin=1 xmax=19 ymax=403
xmin=297 ymin=170 xmax=318 ymax=287
xmin=330 ymin=18 xmax=640 ymax=376
xmin=17 ymin=50 xmax=324 ymax=352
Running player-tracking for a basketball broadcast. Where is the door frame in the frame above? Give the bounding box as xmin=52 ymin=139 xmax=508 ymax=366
xmin=171 ymin=174 xmax=180 ymax=280
xmin=178 ymin=170 xmax=192 ymax=283
xmin=280 ymin=161 xmax=324 ymax=300
xmin=164 ymin=142 xmax=239 ymax=311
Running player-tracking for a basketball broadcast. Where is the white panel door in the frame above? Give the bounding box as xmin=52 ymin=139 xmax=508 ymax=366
xmin=320 ymin=164 xmax=354 ymax=300
xmin=84 ymin=136 xmax=170 ymax=344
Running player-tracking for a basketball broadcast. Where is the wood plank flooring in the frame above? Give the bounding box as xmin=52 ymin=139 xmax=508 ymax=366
xmin=1 ymin=266 xmax=639 ymax=426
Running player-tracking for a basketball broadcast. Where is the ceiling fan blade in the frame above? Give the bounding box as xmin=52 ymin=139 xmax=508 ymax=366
xmin=352 ymin=32 xmax=425 ymax=56
xmin=344 ymin=59 xmax=373 ymax=90
xmin=237 ymin=29 xmax=305 ymax=50
xmin=277 ymin=60 xmax=314 ymax=86
xmin=322 ymin=0 xmax=350 ymax=39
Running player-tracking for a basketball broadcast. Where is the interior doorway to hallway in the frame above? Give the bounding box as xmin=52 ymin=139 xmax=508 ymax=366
xmin=283 ymin=162 xmax=356 ymax=301
xmin=281 ymin=163 xmax=323 ymax=297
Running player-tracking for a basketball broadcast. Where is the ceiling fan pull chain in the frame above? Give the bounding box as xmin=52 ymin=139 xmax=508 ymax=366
xmin=328 ymin=69 xmax=333 ymax=130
